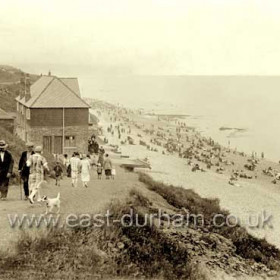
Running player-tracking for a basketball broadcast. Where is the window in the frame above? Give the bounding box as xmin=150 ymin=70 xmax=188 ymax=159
xmin=65 ymin=136 xmax=76 ymax=147
xmin=26 ymin=109 xmax=30 ymax=120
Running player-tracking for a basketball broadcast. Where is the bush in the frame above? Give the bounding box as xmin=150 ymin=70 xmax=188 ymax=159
xmin=0 ymin=229 xmax=103 ymax=279
xmin=138 ymin=172 xmax=280 ymax=270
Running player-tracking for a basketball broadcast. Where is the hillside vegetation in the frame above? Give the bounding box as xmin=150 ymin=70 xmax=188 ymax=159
xmin=0 ymin=65 xmax=38 ymax=112
xmin=0 ymin=65 xmax=39 ymax=173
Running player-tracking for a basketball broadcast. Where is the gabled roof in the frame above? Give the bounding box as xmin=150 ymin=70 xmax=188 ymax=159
xmin=0 ymin=108 xmax=14 ymax=120
xmin=16 ymin=75 xmax=90 ymax=108
xmin=60 ymin=78 xmax=81 ymax=96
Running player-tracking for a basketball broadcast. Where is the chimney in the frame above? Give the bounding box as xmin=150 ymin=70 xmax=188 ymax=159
xmin=48 ymin=70 xmax=51 ymax=76
xmin=25 ymin=74 xmax=31 ymax=102
xmin=19 ymin=73 xmax=25 ymax=99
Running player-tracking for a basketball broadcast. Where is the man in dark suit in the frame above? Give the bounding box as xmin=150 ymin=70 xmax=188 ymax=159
xmin=18 ymin=142 xmax=34 ymax=200
xmin=0 ymin=140 xmax=14 ymax=200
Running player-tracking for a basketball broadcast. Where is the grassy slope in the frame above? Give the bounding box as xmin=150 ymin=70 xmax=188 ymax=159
xmin=0 ymin=65 xmax=38 ymax=112
xmin=0 ymin=83 xmax=21 ymax=112
xmin=0 ymin=173 xmax=279 ymax=279
xmin=138 ymin=173 xmax=280 ymax=270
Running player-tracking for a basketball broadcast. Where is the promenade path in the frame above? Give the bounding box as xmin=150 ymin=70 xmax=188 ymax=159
xmin=0 ymin=163 xmax=141 ymax=253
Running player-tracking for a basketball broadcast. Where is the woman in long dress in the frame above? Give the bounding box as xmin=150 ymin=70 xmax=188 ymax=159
xmin=80 ymin=154 xmax=90 ymax=187
xmin=103 ymin=154 xmax=113 ymax=180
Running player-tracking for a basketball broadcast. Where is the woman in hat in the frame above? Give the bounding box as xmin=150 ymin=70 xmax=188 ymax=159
xmin=0 ymin=140 xmax=14 ymax=200
xmin=70 ymin=152 xmax=81 ymax=187
xmin=80 ymin=154 xmax=90 ymax=187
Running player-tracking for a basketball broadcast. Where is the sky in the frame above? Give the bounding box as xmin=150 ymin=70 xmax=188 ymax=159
xmin=1 ymin=0 xmax=280 ymax=76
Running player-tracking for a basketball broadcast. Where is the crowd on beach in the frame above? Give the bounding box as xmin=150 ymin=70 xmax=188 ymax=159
xmin=97 ymin=105 xmax=280 ymax=189
xmin=0 ymin=134 xmax=114 ymax=204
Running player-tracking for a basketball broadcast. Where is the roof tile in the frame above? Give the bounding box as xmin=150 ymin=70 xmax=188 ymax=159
xmin=16 ymin=76 xmax=90 ymax=108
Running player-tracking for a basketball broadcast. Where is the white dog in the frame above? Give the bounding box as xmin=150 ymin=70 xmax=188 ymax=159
xmin=40 ymin=193 xmax=60 ymax=215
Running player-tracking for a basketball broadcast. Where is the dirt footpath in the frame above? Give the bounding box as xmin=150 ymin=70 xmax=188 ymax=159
xmin=0 ymin=163 xmax=141 ymax=253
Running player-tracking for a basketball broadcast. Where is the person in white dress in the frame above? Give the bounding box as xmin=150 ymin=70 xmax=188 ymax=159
xmin=70 ymin=152 xmax=81 ymax=187
xmin=80 ymin=154 xmax=90 ymax=187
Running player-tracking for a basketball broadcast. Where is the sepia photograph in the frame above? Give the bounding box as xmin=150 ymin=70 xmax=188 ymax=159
xmin=1 ymin=0 xmax=280 ymax=279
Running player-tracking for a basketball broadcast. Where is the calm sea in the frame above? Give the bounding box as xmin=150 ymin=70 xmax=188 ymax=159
xmin=80 ymin=75 xmax=280 ymax=162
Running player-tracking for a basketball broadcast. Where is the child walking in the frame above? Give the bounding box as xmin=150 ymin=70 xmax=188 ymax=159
xmin=53 ymin=161 xmax=63 ymax=186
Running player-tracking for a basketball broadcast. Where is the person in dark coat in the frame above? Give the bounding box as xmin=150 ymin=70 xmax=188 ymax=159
xmin=0 ymin=140 xmax=14 ymax=200
xmin=93 ymin=140 xmax=99 ymax=154
xmin=18 ymin=142 xmax=34 ymax=200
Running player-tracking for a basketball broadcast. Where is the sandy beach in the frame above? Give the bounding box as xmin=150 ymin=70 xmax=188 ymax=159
xmin=93 ymin=104 xmax=280 ymax=250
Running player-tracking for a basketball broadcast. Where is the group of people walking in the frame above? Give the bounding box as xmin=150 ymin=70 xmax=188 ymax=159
xmin=68 ymin=151 xmax=114 ymax=187
xmin=0 ymin=140 xmax=44 ymax=203
xmin=69 ymin=152 xmax=90 ymax=188
xmin=0 ymin=138 xmax=114 ymax=203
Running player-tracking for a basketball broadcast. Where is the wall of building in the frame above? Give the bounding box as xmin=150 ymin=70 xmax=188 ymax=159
xmin=29 ymin=125 xmax=88 ymax=155
xmin=30 ymin=108 xmax=88 ymax=127
xmin=15 ymin=104 xmax=89 ymax=154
